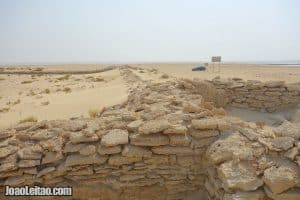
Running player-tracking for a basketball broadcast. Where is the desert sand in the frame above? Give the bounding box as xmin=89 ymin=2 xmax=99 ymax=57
xmin=0 ymin=63 xmax=300 ymax=129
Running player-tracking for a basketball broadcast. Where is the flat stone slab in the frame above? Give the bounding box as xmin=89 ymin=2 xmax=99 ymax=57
xmin=101 ymin=129 xmax=128 ymax=147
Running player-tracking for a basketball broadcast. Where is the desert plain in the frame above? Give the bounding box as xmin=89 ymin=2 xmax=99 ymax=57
xmin=0 ymin=63 xmax=300 ymax=129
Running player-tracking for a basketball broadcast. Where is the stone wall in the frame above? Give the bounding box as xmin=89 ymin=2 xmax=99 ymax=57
xmin=0 ymin=80 xmax=299 ymax=200
xmin=209 ymin=77 xmax=300 ymax=112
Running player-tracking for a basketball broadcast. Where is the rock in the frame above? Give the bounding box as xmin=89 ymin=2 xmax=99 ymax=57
xmin=264 ymin=81 xmax=285 ymax=88
xmin=169 ymin=135 xmax=191 ymax=146
xmin=182 ymin=102 xmax=203 ymax=113
xmin=122 ymin=145 xmax=152 ymax=158
xmin=108 ymin=155 xmax=142 ymax=166
xmin=37 ymin=167 xmax=55 ymax=177
xmin=65 ymin=154 xmax=107 ymax=167
xmin=130 ymin=133 xmax=169 ymax=146
xmin=42 ymin=152 xmax=64 ymax=164
xmin=17 ymin=147 xmax=42 ymax=160
xmin=0 ymin=146 xmax=18 ymax=159
xmin=0 ymin=129 xmax=15 ymax=139
xmin=0 ymin=162 xmax=17 ymax=173
xmin=30 ymin=130 xmax=57 ymax=140
xmin=62 ymin=120 xmax=87 ymax=131
xmin=176 ymin=156 xmax=194 ymax=167
xmin=13 ymin=122 xmax=35 ymax=131
xmin=163 ymin=124 xmax=187 ymax=135
xmin=284 ymin=147 xmax=298 ymax=160
xmin=151 ymin=146 xmax=194 ymax=155
xmin=101 ymin=129 xmax=128 ymax=146
xmin=97 ymin=145 xmax=122 ymax=155
xmin=18 ymin=160 xmax=40 ymax=168
xmin=223 ymin=190 xmax=266 ymax=200
xmin=138 ymin=120 xmax=170 ymax=134
xmin=39 ymin=136 xmax=63 ymax=152
xmin=273 ymin=121 xmax=300 ymax=139
xmin=264 ymin=187 xmax=300 ymax=200
xmin=206 ymin=132 xmax=254 ymax=164
xmin=263 ymin=164 xmax=299 ymax=194
xmin=238 ymin=128 xmax=260 ymax=141
xmin=127 ymin=120 xmax=143 ymax=132
xmin=4 ymin=176 xmax=25 ymax=186
xmin=190 ymin=137 xmax=218 ymax=148
xmin=79 ymin=145 xmax=96 ymax=156
xmin=70 ymin=132 xmax=99 ymax=144
xmin=192 ymin=118 xmax=218 ymax=130
xmin=83 ymin=121 xmax=100 ymax=136
xmin=270 ymin=137 xmax=294 ymax=151
xmin=190 ymin=129 xmax=219 ymax=139
xmin=63 ymin=142 xmax=86 ymax=153
xmin=120 ymin=174 xmax=145 ymax=182
xmin=217 ymin=161 xmax=263 ymax=191
xmin=144 ymin=155 xmax=169 ymax=165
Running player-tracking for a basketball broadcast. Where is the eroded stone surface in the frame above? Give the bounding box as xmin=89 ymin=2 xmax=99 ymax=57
xmin=101 ymin=129 xmax=128 ymax=146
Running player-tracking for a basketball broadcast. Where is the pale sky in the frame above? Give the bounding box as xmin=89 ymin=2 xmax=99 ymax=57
xmin=0 ymin=0 xmax=299 ymax=64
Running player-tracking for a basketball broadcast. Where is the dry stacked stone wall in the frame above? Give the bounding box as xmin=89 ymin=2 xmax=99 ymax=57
xmin=210 ymin=77 xmax=300 ymax=112
xmin=0 ymin=80 xmax=299 ymax=200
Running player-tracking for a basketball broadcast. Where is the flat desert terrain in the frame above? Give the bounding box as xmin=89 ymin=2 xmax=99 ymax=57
xmin=0 ymin=63 xmax=300 ymax=129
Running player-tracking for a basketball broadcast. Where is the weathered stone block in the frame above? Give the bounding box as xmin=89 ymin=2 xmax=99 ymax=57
xmin=130 ymin=133 xmax=169 ymax=146
xmin=101 ymin=129 xmax=128 ymax=146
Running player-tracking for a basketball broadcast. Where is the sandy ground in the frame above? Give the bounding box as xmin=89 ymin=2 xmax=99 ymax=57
xmin=1 ymin=63 xmax=300 ymax=129
xmin=135 ymin=63 xmax=300 ymax=83
xmin=0 ymin=69 xmax=128 ymax=129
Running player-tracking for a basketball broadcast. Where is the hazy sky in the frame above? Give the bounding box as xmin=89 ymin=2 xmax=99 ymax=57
xmin=0 ymin=0 xmax=299 ymax=64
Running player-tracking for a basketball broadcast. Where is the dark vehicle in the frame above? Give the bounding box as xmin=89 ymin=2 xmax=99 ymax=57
xmin=192 ymin=66 xmax=206 ymax=71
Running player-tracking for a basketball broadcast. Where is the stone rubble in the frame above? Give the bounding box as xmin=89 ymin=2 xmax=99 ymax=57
xmin=0 ymin=72 xmax=299 ymax=200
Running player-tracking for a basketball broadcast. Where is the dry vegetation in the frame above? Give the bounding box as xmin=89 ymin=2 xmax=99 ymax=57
xmin=41 ymin=101 xmax=49 ymax=106
xmin=88 ymin=109 xmax=99 ymax=118
xmin=44 ymin=88 xmax=50 ymax=94
xmin=63 ymin=87 xmax=72 ymax=93
xmin=19 ymin=116 xmax=38 ymax=123
xmin=21 ymin=80 xmax=34 ymax=84
xmin=0 ymin=107 xmax=10 ymax=113
xmin=57 ymin=74 xmax=71 ymax=81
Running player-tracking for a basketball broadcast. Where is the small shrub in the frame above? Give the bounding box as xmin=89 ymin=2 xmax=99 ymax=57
xmin=13 ymin=99 xmax=21 ymax=105
xmin=28 ymin=90 xmax=36 ymax=96
xmin=0 ymin=107 xmax=10 ymax=113
xmin=19 ymin=116 xmax=38 ymax=123
xmin=161 ymin=74 xmax=169 ymax=79
xmin=57 ymin=75 xmax=71 ymax=81
xmin=94 ymin=77 xmax=104 ymax=82
xmin=41 ymin=101 xmax=49 ymax=106
xmin=44 ymin=88 xmax=50 ymax=94
xmin=63 ymin=87 xmax=72 ymax=93
xmin=33 ymin=67 xmax=43 ymax=72
xmin=21 ymin=80 xmax=33 ymax=84
xmin=88 ymin=109 xmax=99 ymax=118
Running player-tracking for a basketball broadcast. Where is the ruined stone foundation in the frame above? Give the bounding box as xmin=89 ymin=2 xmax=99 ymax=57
xmin=0 ymin=80 xmax=299 ymax=200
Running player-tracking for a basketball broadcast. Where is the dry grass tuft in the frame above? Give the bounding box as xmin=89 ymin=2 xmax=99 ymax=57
xmin=0 ymin=107 xmax=10 ymax=113
xmin=33 ymin=67 xmax=43 ymax=72
xmin=13 ymin=99 xmax=21 ymax=105
xmin=88 ymin=109 xmax=99 ymax=118
xmin=21 ymin=80 xmax=33 ymax=84
xmin=57 ymin=75 xmax=71 ymax=81
xmin=63 ymin=87 xmax=72 ymax=93
xmin=44 ymin=88 xmax=50 ymax=94
xmin=41 ymin=101 xmax=49 ymax=106
xmin=19 ymin=116 xmax=38 ymax=124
